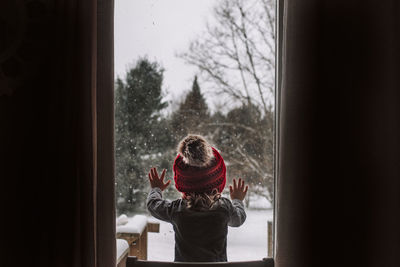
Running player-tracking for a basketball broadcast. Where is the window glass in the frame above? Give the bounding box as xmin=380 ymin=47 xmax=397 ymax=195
xmin=114 ymin=0 xmax=275 ymax=261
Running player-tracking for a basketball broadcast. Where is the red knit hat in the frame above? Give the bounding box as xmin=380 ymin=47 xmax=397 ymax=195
xmin=173 ymin=135 xmax=226 ymax=193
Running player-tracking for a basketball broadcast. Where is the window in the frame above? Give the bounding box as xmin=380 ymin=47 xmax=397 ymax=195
xmin=114 ymin=0 xmax=276 ymax=262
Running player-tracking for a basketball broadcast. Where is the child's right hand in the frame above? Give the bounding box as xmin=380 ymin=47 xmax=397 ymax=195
xmin=229 ymin=178 xmax=248 ymax=201
xmin=148 ymin=167 xmax=171 ymax=191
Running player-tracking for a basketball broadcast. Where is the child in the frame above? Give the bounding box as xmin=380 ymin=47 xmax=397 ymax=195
xmin=147 ymin=134 xmax=248 ymax=262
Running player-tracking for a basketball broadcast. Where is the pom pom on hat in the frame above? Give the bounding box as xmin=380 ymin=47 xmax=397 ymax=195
xmin=177 ymin=134 xmax=214 ymax=167
xmin=174 ymin=135 xmax=226 ymax=193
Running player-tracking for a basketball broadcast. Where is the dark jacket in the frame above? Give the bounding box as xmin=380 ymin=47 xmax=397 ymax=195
xmin=147 ymin=187 xmax=246 ymax=262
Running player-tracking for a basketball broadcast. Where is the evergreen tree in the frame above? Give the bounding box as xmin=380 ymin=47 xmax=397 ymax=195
xmin=115 ymin=58 xmax=169 ymax=215
xmin=171 ymin=76 xmax=210 ymax=141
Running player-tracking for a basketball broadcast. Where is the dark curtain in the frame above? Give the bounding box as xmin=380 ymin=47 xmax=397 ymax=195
xmin=276 ymin=1 xmax=400 ymax=267
xmin=0 ymin=0 xmax=115 ymax=267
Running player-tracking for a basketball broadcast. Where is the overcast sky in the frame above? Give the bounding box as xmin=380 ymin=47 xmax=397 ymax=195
xmin=114 ymin=0 xmax=216 ymax=106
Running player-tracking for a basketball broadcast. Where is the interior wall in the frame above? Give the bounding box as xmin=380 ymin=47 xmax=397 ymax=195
xmin=1 ymin=1 xmax=59 ymax=265
xmin=276 ymin=1 xmax=400 ymax=267
xmin=1 ymin=1 xmax=115 ymax=266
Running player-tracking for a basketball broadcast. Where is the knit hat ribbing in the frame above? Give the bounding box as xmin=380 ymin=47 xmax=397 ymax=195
xmin=173 ymin=135 xmax=226 ymax=193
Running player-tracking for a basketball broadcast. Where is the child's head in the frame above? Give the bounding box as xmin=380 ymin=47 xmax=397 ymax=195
xmin=173 ymin=134 xmax=226 ymax=194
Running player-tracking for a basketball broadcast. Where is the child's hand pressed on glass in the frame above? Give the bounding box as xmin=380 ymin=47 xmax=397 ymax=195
xmin=229 ymin=178 xmax=248 ymax=201
xmin=148 ymin=167 xmax=171 ymax=191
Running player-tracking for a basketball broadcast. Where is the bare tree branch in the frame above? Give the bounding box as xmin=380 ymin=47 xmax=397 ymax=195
xmin=178 ymin=0 xmax=276 ymax=203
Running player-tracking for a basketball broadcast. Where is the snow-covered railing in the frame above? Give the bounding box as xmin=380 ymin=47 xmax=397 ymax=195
xmin=116 ymin=215 xmax=160 ymax=260
xmin=117 ymin=239 xmax=129 ymax=267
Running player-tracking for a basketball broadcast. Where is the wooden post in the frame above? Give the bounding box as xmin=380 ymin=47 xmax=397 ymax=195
xmin=126 ymin=226 xmax=148 ymax=260
xmin=139 ymin=227 xmax=148 ymax=259
xmin=147 ymin=221 xmax=160 ymax=233
xmin=126 ymin=229 xmax=147 ymax=260
xmin=128 ymin=234 xmax=140 ymax=258
xmin=267 ymin=220 xmax=273 ymax=257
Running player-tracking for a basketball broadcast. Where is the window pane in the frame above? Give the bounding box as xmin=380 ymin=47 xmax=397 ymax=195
xmin=114 ymin=0 xmax=275 ymax=261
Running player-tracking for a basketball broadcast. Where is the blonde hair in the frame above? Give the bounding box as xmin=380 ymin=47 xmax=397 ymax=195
xmin=184 ymin=188 xmax=221 ymax=211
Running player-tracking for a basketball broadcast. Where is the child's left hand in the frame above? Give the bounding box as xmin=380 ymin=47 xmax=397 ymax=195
xmin=229 ymin=178 xmax=248 ymax=201
xmin=148 ymin=167 xmax=171 ymax=191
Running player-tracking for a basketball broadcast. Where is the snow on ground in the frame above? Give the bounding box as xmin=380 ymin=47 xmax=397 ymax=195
xmin=147 ymin=208 xmax=273 ymax=262
xmin=246 ymin=193 xmax=272 ymax=210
